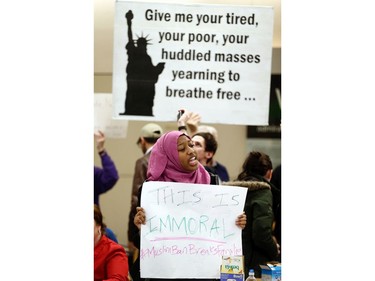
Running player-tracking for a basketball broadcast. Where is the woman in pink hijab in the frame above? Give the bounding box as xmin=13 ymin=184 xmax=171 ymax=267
xmin=130 ymin=131 xmax=246 ymax=281
xmin=147 ymin=130 xmax=212 ymax=184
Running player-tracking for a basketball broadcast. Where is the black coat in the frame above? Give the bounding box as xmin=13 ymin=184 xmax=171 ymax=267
xmin=223 ymin=179 xmax=279 ymax=278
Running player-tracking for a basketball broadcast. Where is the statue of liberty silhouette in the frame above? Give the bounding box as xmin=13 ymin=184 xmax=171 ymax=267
xmin=119 ymin=10 xmax=165 ymax=116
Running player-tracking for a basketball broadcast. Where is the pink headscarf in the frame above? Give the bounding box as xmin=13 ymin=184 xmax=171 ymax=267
xmin=147 ymin=131 xmax=210 ymax=184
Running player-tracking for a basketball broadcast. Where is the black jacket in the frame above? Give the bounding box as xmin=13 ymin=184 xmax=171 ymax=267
xmin=223 ymin=179 xmax=279 ymax=278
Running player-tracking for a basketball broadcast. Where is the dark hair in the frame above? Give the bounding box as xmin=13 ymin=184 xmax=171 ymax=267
xmin=192 ymin=132 xmax=218 ymax=164
xmin=143 ymin=137 xmax=159 ymax=144
xmin=193 ymin=132 xmax=218 ymax=153
xmin=237 ymin=151 xmax=273 ymax=180
xmin=94 ymin=204 xmax=107 ymax=234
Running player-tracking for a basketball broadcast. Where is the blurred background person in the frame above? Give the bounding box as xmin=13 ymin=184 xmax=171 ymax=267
xmin=127 ymin=123 xmax=163 ymax=262
xmin=94 ymin=130 xmax=120 ymax=243
xmin=194 ymin=125 xmax=230 ymax=182
xmin=94 ymin=204 xmax=129 ymax=281
xmin=94 ymin=130 xmax=119 ymax=206
xmin=191 ymin=131 xmax=221 ymax=182
xmin=223 ymin=151 xmax=280 ymax=279
xmin=270 ymin=164 xmax=281 ymax=261
xmin=177 ymin=110 xmax=229 ymax=182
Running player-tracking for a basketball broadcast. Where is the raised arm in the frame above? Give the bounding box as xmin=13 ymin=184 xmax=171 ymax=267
xmin=125 ymin=10 xmax=134 ymax=43
xmin=94 ymin=131 xmax=119 ymax=195
xmin=177 ymin=109 xmax=201 ymax=136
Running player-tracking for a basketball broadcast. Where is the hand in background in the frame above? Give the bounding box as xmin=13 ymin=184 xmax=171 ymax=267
xmin=94 ymin=130 xmax=105 ymax=153
xmin=186 ymin=112 xmax=201 ymax=135
xmin=177 ymin=109 xmax=201 ymax=135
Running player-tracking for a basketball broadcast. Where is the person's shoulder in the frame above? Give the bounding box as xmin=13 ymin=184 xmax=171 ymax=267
xmin=135 ymin=154 xmax=149 ymax=165
xmin=103 ymin=235 xmax=126 ymax=253
xmin=215 ymin=161 xmax=227 ymax=168
xmin=105 ymin=228 xmax=118 ymax=243
xmin=214 ymin=162 xmax=229 ymax=174
xmin=208 ymin=172 xmax=219 ymax=185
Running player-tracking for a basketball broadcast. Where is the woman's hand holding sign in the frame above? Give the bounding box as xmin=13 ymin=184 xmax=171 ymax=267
xmin=134 ymin=206 xmax=146 ymax=230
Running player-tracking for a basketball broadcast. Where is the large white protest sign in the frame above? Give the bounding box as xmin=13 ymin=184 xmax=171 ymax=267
xmin=113 ymin=1 xmax=274 ymax=125
xmin=139 ymin=181 xmax=247 ymax=278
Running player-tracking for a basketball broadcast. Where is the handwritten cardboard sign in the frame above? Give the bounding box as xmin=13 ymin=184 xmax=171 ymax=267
xmin=113 ymin=1 xmax=274 ymax=125
xmin=139 ymin=181 xmax=247 ymax=278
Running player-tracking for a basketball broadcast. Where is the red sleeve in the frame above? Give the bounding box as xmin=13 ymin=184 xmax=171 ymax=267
xmin=104 ymin=244 xmax=129 ymax=281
